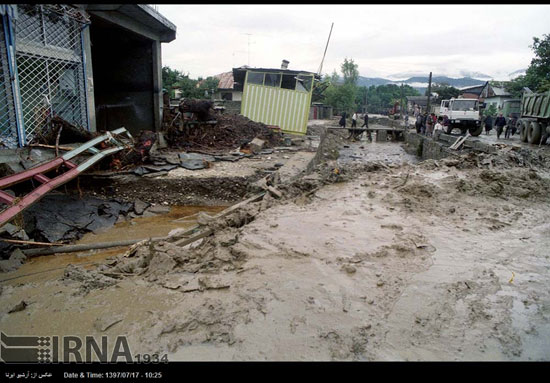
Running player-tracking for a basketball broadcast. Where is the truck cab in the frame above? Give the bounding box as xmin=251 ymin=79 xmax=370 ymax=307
xmin=439 ymin=98 xmax=482 ymax=136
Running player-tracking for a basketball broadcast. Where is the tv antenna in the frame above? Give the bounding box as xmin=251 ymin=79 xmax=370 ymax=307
xmin=243 ymin=33 xmax=254 ymax=66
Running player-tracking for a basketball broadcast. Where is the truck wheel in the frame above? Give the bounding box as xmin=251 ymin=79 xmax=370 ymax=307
xmin=520 ymin=120 xmax=529 ymax=142
xmin=528 ymin=121 xmax=541 ymax=144
xmin=469 ymin=124 xmax=483 ymax=136
xmin=541 ymin=123 xmax=549 ymax=145
xmin=446 ymin=125 xmax=455 ymax=134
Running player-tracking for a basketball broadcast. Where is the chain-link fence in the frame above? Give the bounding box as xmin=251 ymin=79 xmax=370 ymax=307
xmin=0 ymin=15 xmax=19 ymax=148
xmin=14 ymin=4 xmax=88 ymax=144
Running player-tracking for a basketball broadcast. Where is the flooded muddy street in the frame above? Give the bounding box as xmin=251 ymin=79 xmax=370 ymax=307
xmin=1 ymin=128 xmax=550 ymax=361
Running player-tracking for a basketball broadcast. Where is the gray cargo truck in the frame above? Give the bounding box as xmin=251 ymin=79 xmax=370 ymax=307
xmin=517 ymin=90 xmax=550 ymax=145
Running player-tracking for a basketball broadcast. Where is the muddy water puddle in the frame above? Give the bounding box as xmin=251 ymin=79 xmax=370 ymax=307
xmin=1 ymin=205 xmax=226 ymax=285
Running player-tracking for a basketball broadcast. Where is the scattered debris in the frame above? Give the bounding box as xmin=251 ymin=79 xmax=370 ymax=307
xmin=8 ymin=300 xmax=28 ymax=314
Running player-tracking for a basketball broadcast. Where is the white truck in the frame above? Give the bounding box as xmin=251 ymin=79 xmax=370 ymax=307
xmin=438 ymin=98 xmax=482 ymax=136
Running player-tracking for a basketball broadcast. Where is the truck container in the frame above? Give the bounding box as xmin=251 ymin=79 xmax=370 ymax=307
xmin=517 ymin=91 xmax=550 ymax=145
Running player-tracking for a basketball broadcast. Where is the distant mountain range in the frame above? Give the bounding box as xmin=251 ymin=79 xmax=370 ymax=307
xmin=356 ymin=76 xmax=487 ymax=93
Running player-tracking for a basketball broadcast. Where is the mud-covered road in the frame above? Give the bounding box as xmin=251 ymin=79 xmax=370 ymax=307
xmin=1 ymin=128 xmax=549 ymax=361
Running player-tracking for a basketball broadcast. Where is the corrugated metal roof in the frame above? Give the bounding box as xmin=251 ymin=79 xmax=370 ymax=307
xmin=490 ymin=86 xmax=510 ymax=96
xmin=214 ymin=71 xmax=235 ymax=89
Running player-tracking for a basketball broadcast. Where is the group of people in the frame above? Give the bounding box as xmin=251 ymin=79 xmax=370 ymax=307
xmin=482 ymin=113 xmax=518 ymax=139
xmin=412 ymin=110 xmax=448 ymax=137
xmin=340 ymin=112 xmax=372 ymax=141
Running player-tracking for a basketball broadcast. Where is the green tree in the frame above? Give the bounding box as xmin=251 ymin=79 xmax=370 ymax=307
xmin=429 ymin=83 xmax=460 ymax=100
xmin=197 ymin=76 xmax=220 ymax=99
xmin=341 ymin=58 xmax=359 ymax=86
xmin=364 ymin=84 xmax=419 ymax=113
xmin=527 ymin=34 xmax=550 ymax=91
xmin=162 ymin=66 xmax=184 ymax=90
xmin=485 ymin=104 xmax=498 ymax=117
xmin=506 ymin=34 xmax=550 ymax=95
xmin=324 ymin=82 xmax=357 ymax=114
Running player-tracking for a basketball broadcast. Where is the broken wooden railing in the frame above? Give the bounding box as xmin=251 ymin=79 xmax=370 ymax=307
xmin=0 ymin=128 xmax=133 ymax=227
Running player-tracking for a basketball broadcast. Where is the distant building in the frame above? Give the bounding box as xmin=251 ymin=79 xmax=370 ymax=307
xmin=233 ymin=61 xmax=318 ymax=135
xmin=459 ymin=82 xmax=489 ymax=102
xmin=484 ymin=86 xmax=512 ymax=111
xmin=211 ymin=71 xmax=242 ymax=101
xmin=406 ymin=96 xmax=429 ymax=113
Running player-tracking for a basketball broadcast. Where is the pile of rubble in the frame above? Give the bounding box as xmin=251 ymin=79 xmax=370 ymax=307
xmin=166 ymin=112 xmax=283 ymax=153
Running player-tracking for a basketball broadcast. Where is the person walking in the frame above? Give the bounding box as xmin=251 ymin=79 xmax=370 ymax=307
xmin=339 ymin=112 xmax=346 ymax=128
xmin=442 ymin=115 xmax=450 ymax=133
xmin=495 ymin=113 xmax=506 ymax=139
xmin=484 ymin=114 xmax=493 ymax=135
xmin=425 ymin=113 xmax=434 ymax=136
xmin=433 ymin=117 xmax=444 ymax=138
xmin=421 ymin=113 xmax=427 ymax=135
xmin=509 ymin=114 xmax=518 ymax=136
xmin=505 ymin=113 xmax=517 ymax=139
xmin=351 ymin=112 xmax=358 ymax=128
xmin=361 ymin=112 xmax=372 ymax=142
xmin=415 ymin=113 xmax=423 ymax=133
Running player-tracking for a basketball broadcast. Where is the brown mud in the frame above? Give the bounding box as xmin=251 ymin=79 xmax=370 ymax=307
xmin=1 ymin=126 xmax=550 ymax=361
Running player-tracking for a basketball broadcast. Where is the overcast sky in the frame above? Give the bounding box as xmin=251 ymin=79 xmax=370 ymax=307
xmin=157 ymin=4 xmax=550 ymax=81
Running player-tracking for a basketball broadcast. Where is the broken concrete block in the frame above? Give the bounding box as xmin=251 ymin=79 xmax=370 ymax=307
xmin=146 ymin=205 xmax=171 ymax=215
xmin=179 ymin=153 xmax=215 ymax=162
xmin=376 ymin=130 xmax=388 ymax=142
xmin=180 ymin=159 xmax=207 ymax=170
xmin=156 ymin=132 xmax=168 ymax=149
xmin=197 ymin=211 xmax=213 ymax=226
xmin=0 ymin=223 xmax=29 ymax=241
xmin=133 ymin=200 xmax=150 ymax=215
xmin=249 ymin=137 xmax=265 ymax=154
xmin=10 ymin=248 xmax=26 ymax=262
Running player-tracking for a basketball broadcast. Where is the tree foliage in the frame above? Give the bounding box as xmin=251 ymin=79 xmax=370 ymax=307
xmin=506 ymin=34 xmax=550 ymax=96
xmin=364 ymin=84 xmax=419 ymax=114
xmin=320 ymin=58 xmax=421 ymax=115
xmin=427 ymin=83 xmax=460 ymax=100
xmin=484 ymin=104 xmax=498 ymax=117
xmin=341 ymin=58 xmax=359 ymax=86
xmin=161 ymin=66 xmax=218 ymax=99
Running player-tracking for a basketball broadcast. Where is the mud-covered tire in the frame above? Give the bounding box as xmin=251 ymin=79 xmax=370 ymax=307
xmin=520 ymin=120 xmax=529 ymax=142
xmin=541 ymin=123 xmax=549 ymax=145
xmin=528 ymin=121 xmax=541 ymax=144
xmin=469 ymin=124 xmax=483 ymax=136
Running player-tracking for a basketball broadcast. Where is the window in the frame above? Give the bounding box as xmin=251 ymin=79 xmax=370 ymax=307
xmin=247 ymin=72 xmax=264 ymax=85
xmin=451 ymin=100 xmax=478 ymax=111
xmin=296 ymin=74 xmax=312 ymax=92
xmin=281 ymin=74 xmax=296 ymax=90
xmin=221 ymin=92 xmax=232 ymax=101
xmin=264 ymin=73 xmax=281 ymax=87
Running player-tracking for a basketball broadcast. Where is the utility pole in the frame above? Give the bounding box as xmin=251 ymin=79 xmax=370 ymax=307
xmin=426 ymin=72 xmax=432 ymax=115
xmin=400 ymin=83 xmax=404 ymax=120
xmin=317 ymin=22 xmax=334 ymax=76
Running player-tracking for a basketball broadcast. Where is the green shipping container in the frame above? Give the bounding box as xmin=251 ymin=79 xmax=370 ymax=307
xmin=240 ymin=70 xmax=314 ymax=135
